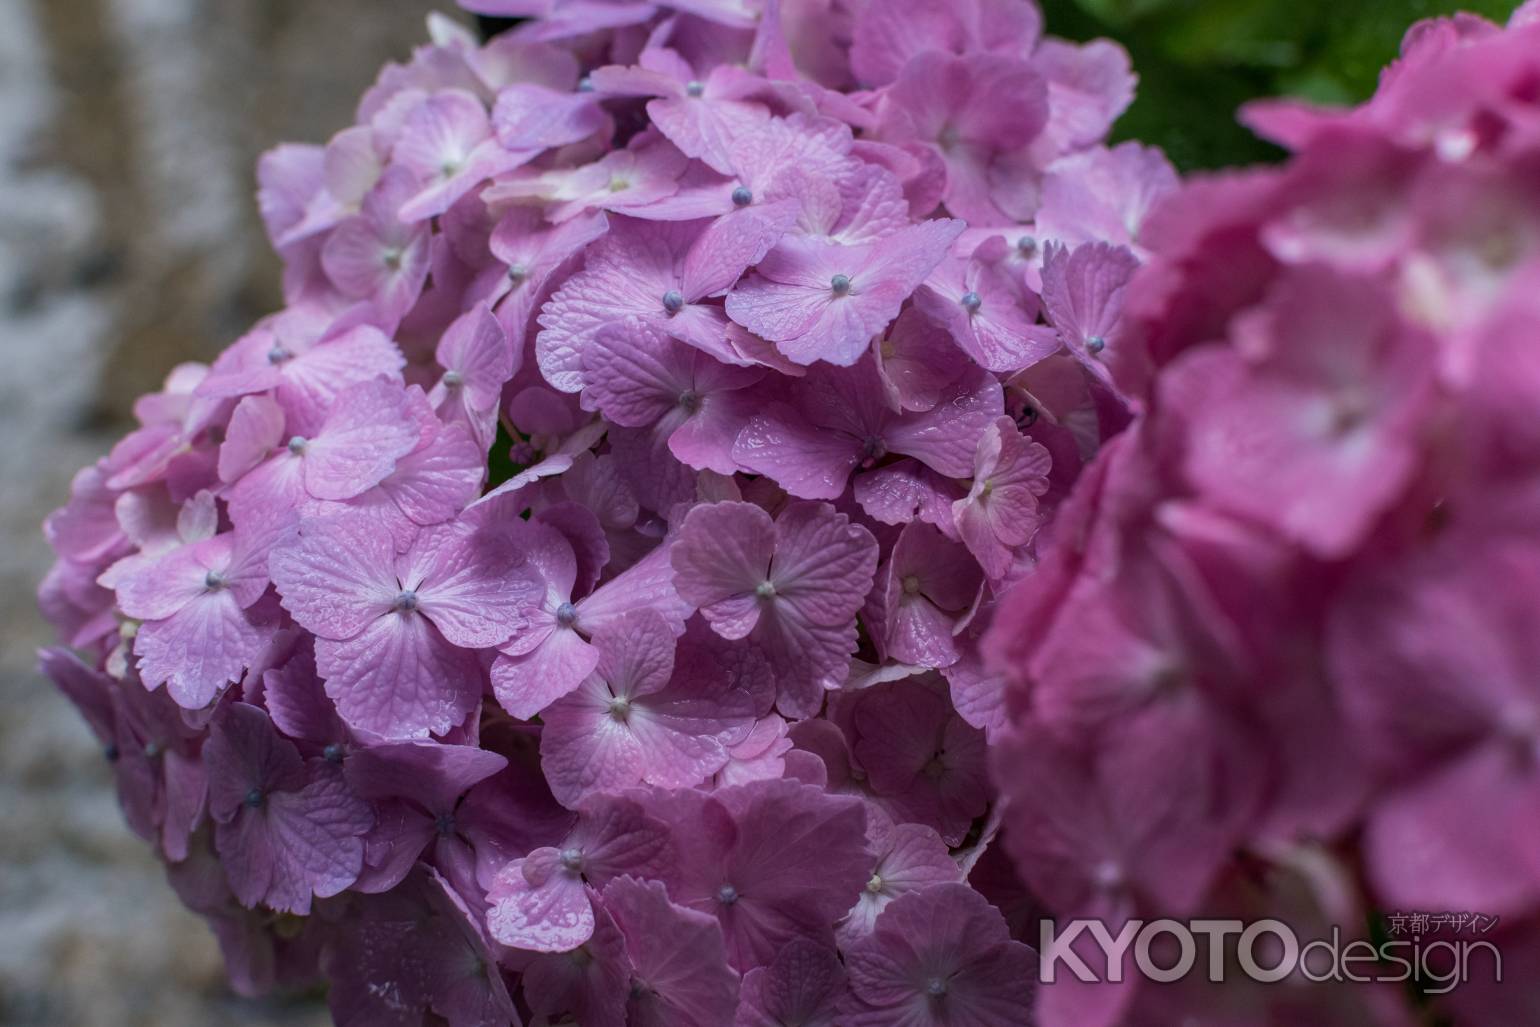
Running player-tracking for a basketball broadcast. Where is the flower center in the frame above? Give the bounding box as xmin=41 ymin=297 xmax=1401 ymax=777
xmin=560 ymin=847 xmax=584 ymax=872
xmin=442 ymin=370 xmax=463 ymax=388
xmin=922 ymin=754 xmax=947 ymax=779
xmin=203 ymin=570 xmax=227 ymax=591
xmin=1094 ymin=859 xmax=1125 ymax=891
xmin=394 ymin=590 xmax=419 ymax=613
xmin=555 ymin=601 xmax=578 ymax=628
xmin=1016 ymin=234 xmax=1038 ymax=257
xmin=960 ymin=291 xmax=982 ymax=314
xmin=435 ymin=812 xmax=456 ymax=837
xmin=731 ymin=185 xmax=753 ymax=207
xmin=677 ymin=389 xmax=701 ymax=414
xmin=287 ymin=435 xmax=309 ymax=455
xmin=902 ymin=574 xmax=922 ymax=596
xmin=382 ymin=248 xmax=404 ymax=271
xmin=662 ymin=289 xmax=685 ymax=314
xmin=266 ymin=345 xmax=292 ymax=365
xmin=830 ymin=273 xmax=852 ymax=296
xmin=507 ymin=263 xmax=528 ymax=284
xmin=716 ymin=883 xmax=739 ymax=905
xmin=244 ymin=787 xmax=265 ymax=809
xmin=1084 ymin=335 xmax=1107 ymax=355
xmin=685 ymin=80 xmax=705 ymax=98
xmin=925 ymin=977 xmax=949 ymax=998
xmin=323 ymin=743 xmax=345 ymax=764
xmin=866 ymin=873 xmax=884 ymax=894
xmin=755 ymin=580 xmax=776 ymax=600
xmin=608 ymin=696 xmax=632 ymax=722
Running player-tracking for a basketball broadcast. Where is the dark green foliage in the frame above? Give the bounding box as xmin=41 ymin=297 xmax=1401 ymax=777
xmin=1041 ymin=0 xmax=1521 ymax=169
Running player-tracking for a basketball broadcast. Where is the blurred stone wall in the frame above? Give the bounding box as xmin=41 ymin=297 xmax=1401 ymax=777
xmin=0 ymin=1 xmax=460 ymax=1023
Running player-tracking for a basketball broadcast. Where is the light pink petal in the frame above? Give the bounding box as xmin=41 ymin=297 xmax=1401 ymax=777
xmin=492 ymin=83 xmax=607 ymax=151
xmin=406 ymin=521 xmax=539 ymax=648
xmin=491 ymin=627 xmax=599 ymax=720
xmin=583 ymin=318 xmax=687 ymax=428
xmin=302 ymin=378 xmax=419 ymax=501
xmin=219 ymin=394 xmax=285 ymax=483
xmin=277 ymin=325 xmax=406 ymax=436
xmin=488 ymin=857 xmax=595 ymax=952
xmin=648 ymin=93 xmax=770 ymax=176
xmin=318 ymin=613 xmax=484 ymax=740
xmin=380 ymin=420 xmax=485 ymax=526
xmin=770 ymin=501 xmax=880 ymax=627
xmin=731 ymin=403 xmax=862 ymax=500
xmin=135 ymin=591 xmax=269 ymax=709
xmin=672 ymin=502 xmax=775 ymax=637
xmin=540 ymin=676 xmax=648 ymax=804
xmin=682 ymin=200 xmax=799 ymax=299
xmin=575 ymin=542 xmax=693 ymax=637
xmin=271 ymin=515 xmax=399 ymax=640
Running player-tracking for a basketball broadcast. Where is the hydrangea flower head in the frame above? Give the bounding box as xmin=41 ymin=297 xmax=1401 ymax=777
xmin=32 ymin=0 xmax=1272 ymax=1019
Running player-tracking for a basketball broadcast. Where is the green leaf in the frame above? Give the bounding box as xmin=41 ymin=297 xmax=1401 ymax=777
xmin=1043 ymin=0 xmax=1525 ymax=170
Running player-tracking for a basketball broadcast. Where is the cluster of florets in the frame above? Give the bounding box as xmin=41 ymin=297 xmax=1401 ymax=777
xmin=38 ymin=0 xmax=1175 ymax=1023
xmin=986 ymin=4 xmax=1540 ymax=1025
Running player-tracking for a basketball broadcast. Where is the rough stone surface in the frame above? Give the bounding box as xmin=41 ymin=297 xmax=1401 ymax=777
xmin=0 ymin=1 xmax=456 ymax=1022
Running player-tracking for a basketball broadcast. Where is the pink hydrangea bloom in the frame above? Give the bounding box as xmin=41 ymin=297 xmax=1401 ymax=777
xmin=539 ymin=611 xmax=762 ymax=804
xmin=726 ymin=219 xmax=965 ymax=367
xmin=272 ymin=513 xmax=540 ymax=738
xmin=841 ymin=883 xmax=1036 ymax=1026
xmin=31 ymin=0 xmax=1288 ymax=1018
xmin=486 ymin=793 xmax=671 ymax=952
xmin=672 ymin=501 xmax=878 ymax=717
xmin=203 ymin=702 xmax=373 ymax=914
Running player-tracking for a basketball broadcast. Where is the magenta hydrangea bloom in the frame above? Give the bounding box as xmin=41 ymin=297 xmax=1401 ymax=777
xmin=977 ymin=10 xmax=1540 ymax=1025
xmin=539 ymin=611 xmax=763 ymax=805
xmin=673 ymin=501 xmax=877 ymax=717
xmin=842 ymin=883 xmax=1036 ymax=1026
xmin=603 ymin=875 xmax=740 ymax=1027
xmin=726 ymin=219 xmax=965 ymax=367
xmin=839 ymin=820 xmax=962 ymax=943
xmin=486 ymin=792 xmax=671 ymax=952
xmin=272 ymin=513 xmax=540 ymax=738
xmin=428 ymin=302 xmax=515 ymax=451
xmin=953 ymin=415 xmax=1052 ymax=581
xmin=114 ymin=514 xmax=289 ymax=709
xmin=660 ymin=778 xmax=871 ymax=971
xmin=203 ymin=702 xmax=374 ymax=914
xmin=489 ymin=520 xmax=689 ymax=719
xmin=735 ymin=937 xmax=846 ymax=1027
xmin=33 ymin=0 xmax=1261 ymax=1018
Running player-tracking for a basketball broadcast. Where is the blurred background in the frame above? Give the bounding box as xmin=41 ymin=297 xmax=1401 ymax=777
xmin=0 ymin=0 xmax=1520 ymax=1023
